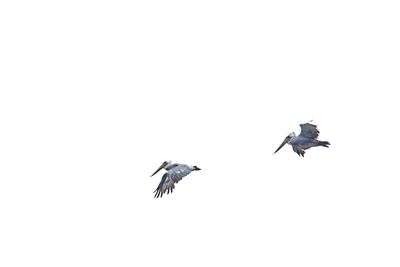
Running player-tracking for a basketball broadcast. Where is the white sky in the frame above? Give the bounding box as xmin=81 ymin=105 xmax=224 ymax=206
xmin=1 ymin=1 xmax=399 ymax=266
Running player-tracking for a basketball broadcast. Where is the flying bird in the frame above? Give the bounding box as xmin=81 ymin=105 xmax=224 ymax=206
xmin=274 ymin=122 xmax=330 ymax=157
xmin=150 ymin=161 xmax=201 ymax=198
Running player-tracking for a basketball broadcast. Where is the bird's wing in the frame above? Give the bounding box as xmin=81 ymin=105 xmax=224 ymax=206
xmin=154 ymin=165 xmax=193 ymax=198
xmin=299 ymin=123 xmax=320 ymax=139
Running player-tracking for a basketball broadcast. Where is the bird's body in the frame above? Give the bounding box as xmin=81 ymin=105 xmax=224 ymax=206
xmin=150 ymin=161 xmax=200 ymax=198
xmin=274 ymin=122 xmax=330 ymax=157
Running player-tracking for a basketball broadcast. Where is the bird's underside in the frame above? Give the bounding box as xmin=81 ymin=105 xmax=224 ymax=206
xmin=291 ymin=137 xmax=320 ymax=157
xmin=292 ymin=145 xmax=306 ymax=157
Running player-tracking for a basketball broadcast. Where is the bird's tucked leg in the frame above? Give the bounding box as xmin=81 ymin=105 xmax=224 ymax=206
xmin=292 ymin=145 xmax=305 ymax=157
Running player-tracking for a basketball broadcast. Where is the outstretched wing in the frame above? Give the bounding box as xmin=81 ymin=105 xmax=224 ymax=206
xmin=154 ymin=165 xmax=193 ymax=198
xmin=299 ymin=123 xmax=319 ymax=139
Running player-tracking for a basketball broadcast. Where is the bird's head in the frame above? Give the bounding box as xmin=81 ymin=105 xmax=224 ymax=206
xmin=273 ymin=133 xmax=295 ymax=154
xmin=150 ymin=161 xmax=171 ymax=177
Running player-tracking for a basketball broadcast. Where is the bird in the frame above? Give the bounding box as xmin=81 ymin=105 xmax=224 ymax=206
xmin=273 ymin=121 xmax=330 ymax=157
xmin=150 ymin=161 xmax=201 ymax=198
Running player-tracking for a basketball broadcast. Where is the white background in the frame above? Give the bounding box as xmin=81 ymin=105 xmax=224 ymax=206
xmin=1 ymin=1 xmax=399 ymax=266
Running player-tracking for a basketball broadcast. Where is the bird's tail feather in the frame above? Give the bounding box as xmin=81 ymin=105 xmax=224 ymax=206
xmin=318 ymin=141 xmax=330 ymax=147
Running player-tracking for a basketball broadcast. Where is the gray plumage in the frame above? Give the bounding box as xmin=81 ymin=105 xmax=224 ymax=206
xmin=150 ymin=161 xmax=201 ymax=198
xmin=274 ymin=122 xmax=330 ymax=157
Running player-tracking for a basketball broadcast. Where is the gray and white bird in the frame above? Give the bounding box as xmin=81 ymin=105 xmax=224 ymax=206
xmin=150 ymin=161 xmax=201 ymax=198
xmin=274 ymin=122 xmax=330 ymax=157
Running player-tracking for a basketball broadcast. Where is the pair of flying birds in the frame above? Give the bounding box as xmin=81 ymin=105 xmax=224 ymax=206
xmin=150 ymin=122 xmax=331 ymax=198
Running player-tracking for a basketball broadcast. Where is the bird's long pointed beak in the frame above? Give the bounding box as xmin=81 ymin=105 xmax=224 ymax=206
xmin=150 ymin=162 xmax=167 ymax=177
xmin=273 ymin=136 xmax=290 ymax=154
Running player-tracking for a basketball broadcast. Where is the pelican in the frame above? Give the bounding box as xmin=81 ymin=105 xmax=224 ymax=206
xmin=274 ymin=122 xmax=330 ymax=157
xmin=150 ymin=161 xmax=201 ymax=198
